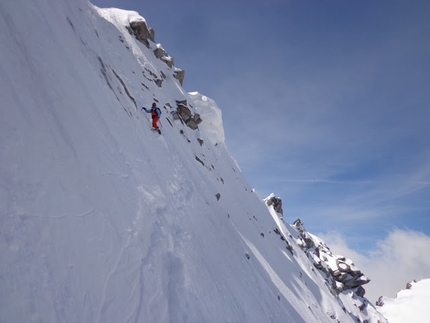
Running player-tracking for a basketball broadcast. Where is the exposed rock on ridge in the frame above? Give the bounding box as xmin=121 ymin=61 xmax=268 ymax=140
xmin=266 ymin=194 xmax=283 ymax=215
xmin=173 ymin=68 xmax=185 ymax=85
xmin=126 ymin=20 xmax=154 ymax=48
xmin=175 ymin=99 xmax=202 ymax=130
xmin=126 ymin=15 xmax=185 ymax=85
xmin=265 ymin=194 xmax=384 ymax=322
xmin=292 ymin=218 xmax=370 ymax=295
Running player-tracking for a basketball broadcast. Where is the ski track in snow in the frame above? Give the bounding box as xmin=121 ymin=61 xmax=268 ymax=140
xmin=20 ymin=208 xmax=96 ymax=220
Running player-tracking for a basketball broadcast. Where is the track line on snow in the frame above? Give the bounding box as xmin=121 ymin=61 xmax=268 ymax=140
xmin=19 ymin=208 xmax=96 ymax=219
xmin=96 ymin=230 xmax=134 ymax=323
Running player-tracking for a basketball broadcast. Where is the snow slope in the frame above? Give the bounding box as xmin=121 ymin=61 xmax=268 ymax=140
xmin=0 ymin=1 xmax=386 ymax=322
xmin=377 ymin=279 xmax=430 ymax=323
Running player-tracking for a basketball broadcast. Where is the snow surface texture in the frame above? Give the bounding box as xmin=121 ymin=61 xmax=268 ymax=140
xmin=0 ymin=1 xmax=387 ymax=322
xmin=378 ymin=279 xmax=430 ymax=323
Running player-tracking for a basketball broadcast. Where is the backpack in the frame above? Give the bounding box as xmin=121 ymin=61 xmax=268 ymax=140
xmin=151 ymin=107 xmax=162 ymax=118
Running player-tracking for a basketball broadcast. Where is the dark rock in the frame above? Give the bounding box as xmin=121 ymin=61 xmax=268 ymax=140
xmin=356 ymin=286 xmax=366 ymax=297
xmin=186 ymin=118 xmax=199 ymax=130
xmin=406 ymin=280 xmax=417 ymax=289
xmin=193 ymin=113 xmax=202 ymax=125
xmin=153 ymin=47 xmax=174 ymax=68
xmin=173 ymin=69 xmax=185 ymax=85
xmin=195 ymin=156 xmax=204 ymax=166
xmin=292 ymin=218 xmax=306 ymax=232
xmin=304 ymin=237 xmax=314 ymax=248
xmin=286 ymin=242 xmax=294 ymax=255
xmin=266 ymin=196 xmax=283 ymax=215
xmin=343 ymin=274 xmax=370 ymax=288
xmin=177 ymin=105 xmax=192 ymax=120
xmin=128 ymin=20 xmax=154 ymax=48
xmin=375 ymin=296 xmax=384 ymax=307
xmin=176 ymin=101 xmax=201 ymax=130
xmin=153 ymin=47 xmax=166 ymax=59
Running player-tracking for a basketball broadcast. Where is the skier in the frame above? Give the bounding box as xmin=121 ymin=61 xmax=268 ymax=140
xmin=142 ymin=103 xmax=162 ymax=132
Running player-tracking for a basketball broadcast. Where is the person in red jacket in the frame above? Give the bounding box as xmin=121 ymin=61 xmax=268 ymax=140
xmin=142 ymin=103 xmax=162 ymax=130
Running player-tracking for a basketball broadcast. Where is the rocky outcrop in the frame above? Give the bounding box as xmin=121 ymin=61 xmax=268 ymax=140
xmin=266 ymin=195 xmax=283 ymax=215
xmin=187 ymin=113 xmax=202 ymax=130
xmin=153 ymin=45 xmax=174 ymax=68
xmin=264 ymin=203 xmax=386 ymax=322
xmin=292 ymin=219 xmax=370 ymax=296
xmin=406 ymin=279 xmax=417 ymax=290
xmin=175 ymin=99 xmax=202 ymax=130
xmin=173 ymin=68 xmax=185 ymax=86
xmin=127 ymin=20 xmax=154 ymax=48
xmin=126 ymin=20 xmax=185 ymax=84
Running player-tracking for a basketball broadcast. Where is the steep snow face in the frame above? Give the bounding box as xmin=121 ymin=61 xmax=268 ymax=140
xmin=377 ymin=279 xmax=430 ymax=323
xmin=0 ymin=1 xmax=386 ymax=323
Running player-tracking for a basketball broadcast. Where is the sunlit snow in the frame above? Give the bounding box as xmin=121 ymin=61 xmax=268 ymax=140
xmin=378 ymin=279 xmax=430 ymax=323
xmin=0 ymin=1 xmax=396 ymax=322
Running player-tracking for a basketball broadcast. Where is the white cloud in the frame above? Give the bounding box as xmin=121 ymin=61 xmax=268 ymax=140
xmin=319 ymin=229 xmax=430 ymax=304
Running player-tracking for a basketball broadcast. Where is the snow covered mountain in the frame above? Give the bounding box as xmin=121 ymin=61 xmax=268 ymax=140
xmin=1 ymin=0 xmax=387 ymax=322
xmin=377 ymin=279 xmax=430 ymax=323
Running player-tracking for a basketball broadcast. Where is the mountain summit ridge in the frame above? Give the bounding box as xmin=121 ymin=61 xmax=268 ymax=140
xmin=1 ymin=1 xmax=387 ymax=322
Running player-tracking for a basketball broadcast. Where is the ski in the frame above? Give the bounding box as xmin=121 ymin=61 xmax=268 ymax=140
xmin=151 ymin=128 xmax=161 ymax=134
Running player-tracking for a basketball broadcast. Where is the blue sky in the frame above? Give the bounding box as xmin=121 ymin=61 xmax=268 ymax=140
xmin=91 ymin=0 xmax=430 ymax=253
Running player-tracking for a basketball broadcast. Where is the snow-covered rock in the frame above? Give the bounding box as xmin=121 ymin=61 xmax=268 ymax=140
xmin=291 ymin=218 xmax=371 ymax=293
xmin=263 ymin=201 xmax=386 ymax=323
